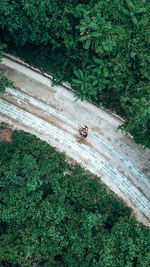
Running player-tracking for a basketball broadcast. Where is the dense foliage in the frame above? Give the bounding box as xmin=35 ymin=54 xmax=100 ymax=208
xmin=0 ymin=42 xmax=13 ymax=91
xmin=0 ymin=130 xmax=150 ymax=266
xmin=0 ymin=0 xmax=150 ymax=147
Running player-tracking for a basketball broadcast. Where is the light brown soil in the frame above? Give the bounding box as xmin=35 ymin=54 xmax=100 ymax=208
xmin=0 ymin=128 xmax=13 ymax=143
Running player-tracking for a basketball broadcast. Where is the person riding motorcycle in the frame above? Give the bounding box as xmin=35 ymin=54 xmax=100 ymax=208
xmin=79 ymin=125 xmax=88 ymax=139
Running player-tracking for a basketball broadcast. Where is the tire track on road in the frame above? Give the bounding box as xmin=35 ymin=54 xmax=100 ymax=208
xmin=6 ymin=87 xmax=150 ymax=185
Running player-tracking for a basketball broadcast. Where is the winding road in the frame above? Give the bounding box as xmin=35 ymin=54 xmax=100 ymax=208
xmin=0 ymin=54 xmax=150 ymax=226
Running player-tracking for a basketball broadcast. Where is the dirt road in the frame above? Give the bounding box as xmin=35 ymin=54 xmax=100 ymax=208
xmin=0 ymin=54 xmax=150 ymax=226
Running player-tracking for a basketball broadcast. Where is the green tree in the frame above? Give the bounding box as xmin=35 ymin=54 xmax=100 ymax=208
xmin=0 ymin=0 xmax=150 ymax=147
xmin=0 ymin=130 xmax=150 ymax=266
xmin=120 ymin=97 xmax=150 ymax=148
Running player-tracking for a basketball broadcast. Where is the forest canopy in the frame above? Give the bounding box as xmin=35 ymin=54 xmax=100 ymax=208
xmin=0 ymin=130 xmax=150 ymax=266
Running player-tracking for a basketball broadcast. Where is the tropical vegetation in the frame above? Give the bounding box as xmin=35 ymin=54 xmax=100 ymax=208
xmin=0 ymin=0 xmax=149 ymax=146
xmin=0 ymin=130 xmax=150 ymax=266
xmin=0 ymin=43 xmax=13 ymax=91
